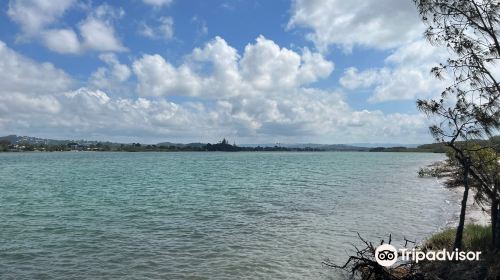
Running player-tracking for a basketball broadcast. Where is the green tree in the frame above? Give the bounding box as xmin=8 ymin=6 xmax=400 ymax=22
xmin=421 ymin=142 xmax=500 ymax=249
xmin=414 ymin=0 xmax=500 ymax=250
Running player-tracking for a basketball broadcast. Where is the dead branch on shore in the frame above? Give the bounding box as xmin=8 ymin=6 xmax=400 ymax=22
xmin=323 ymin=233 xmax=422 ymax=280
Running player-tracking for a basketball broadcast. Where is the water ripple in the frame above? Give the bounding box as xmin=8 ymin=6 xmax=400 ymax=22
xmin=0 ymin=152 xmax=453 ymax=279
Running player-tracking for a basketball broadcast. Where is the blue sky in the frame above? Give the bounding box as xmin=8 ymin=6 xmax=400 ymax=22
xmin=0 ymin=0 xmax=449 ymax=144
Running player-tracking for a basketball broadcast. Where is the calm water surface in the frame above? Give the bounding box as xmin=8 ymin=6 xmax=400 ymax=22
xmin=0 ymin=152 xmax=457 ymax=279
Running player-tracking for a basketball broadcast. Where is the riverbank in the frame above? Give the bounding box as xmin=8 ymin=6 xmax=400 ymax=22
xmin=416 ymin=185 xmax=498 ymax=279
xmin=411 ymin=184 xmax=496 ymax=279
xmin=448 ymin=186 xmax=490 ymax=226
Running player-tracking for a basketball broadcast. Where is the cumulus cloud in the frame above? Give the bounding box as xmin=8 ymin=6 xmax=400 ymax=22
xmin=133 ymin=36 xmax=334 ymax=97
xmin=7 ymin=0 xmax=75 ymax=40
xmin=240 ymin=37 xmax=334 ymax=90
xmin=1 ymin=88 xmax=192 ymax=140
xmin=2 ymin=1 xmax=437 ymax=143
xmin=339 ymin=40 xmax=449 ymax=102
xmin=78 ymin=19 xmax=123 ymax=52
xmin=77 ymin=4 xmax=127 ymax=52
xmin=340 ymin=67 xmax=381 ymax=90
xmin=286 ymin=0 xmax=452 ymax=105
xmin=0 ymin=39 xmax=72 ymax=131
xmin=287 ymin=0 xmax=424 ymax=52
xmin=90 ymin=53 xmax=131 ymax=92
xmin=42 ymin=28 xmax=81 ymax=54
xmin=133 ymin=54 xmax=200 ymax=97
xmin=58 ymin=88 xmax=193 ymax=136
xmin=0 ymin=41 xmax=200 ymax=139
xmin=0 ymin=41 xmax=73 ymax=94
xmin=126 ymin=36 xmax=429 ymax=142
xmin=8 ymin=1 xmax=126 ymax=54
xmin=0 ymin=38 xmax=431 ymax=143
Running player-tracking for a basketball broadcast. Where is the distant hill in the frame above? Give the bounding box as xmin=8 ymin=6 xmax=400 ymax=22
xmin=2 ymin=134 xmax=497 ymax=153
xmin=0 ymin=135 xmax=19 ymax=145
xmin=0 ymin=135 xmax=70 ymax=145
xmin=0 ymin=135 xmax=109 ymax=146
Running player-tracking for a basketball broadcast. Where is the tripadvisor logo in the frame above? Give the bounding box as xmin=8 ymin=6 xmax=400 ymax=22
xmin=375 ymin=244 xmax=398 ymax=267
xmin=375 ymin=244 xmax=482 ymax=267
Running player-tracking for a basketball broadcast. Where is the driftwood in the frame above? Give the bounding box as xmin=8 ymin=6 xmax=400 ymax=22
xmin=323 ymin=233 xmax=423 ymax=280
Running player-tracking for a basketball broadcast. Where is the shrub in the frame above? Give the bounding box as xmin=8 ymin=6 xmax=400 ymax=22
xmin=425 ymin=224 xmax=492 ymax=252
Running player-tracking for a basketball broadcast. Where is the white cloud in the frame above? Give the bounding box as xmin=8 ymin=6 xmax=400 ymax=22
xmin=8 ymin=1 xmax=126 ymax=54
xmin=133 ymin=36 xmax=333 ymax=97
xmin=99 ymin=53 xmax=131 ymax=82
xmin=340 ymin=67 xmax=381 ymax=90
xmin=0 ymin=40 xmax=73 ymax=94
xmin=1 ymin=87 xmax=191 ymax=139
xmin=78 ymin=5 xmax=127 ymax=52
xmin=240 ymin=36 xmax=334 ymax=91
xmin=3 ymin=1 xmax=437 ymax=143
xmin=42 ymin=28 xmax=81 ymax=54
xmin=366 ymin=68 xmax=442 ymax=103
xmin=287 ymin=0 xmax=424 ymax=52
xmin=7 ymin=0 xmax=75 ymax=40
xmin=133 ymin=54 xmax=200 ymax=97
xmin=189 ymin=36 xmax=242 ymax=97
xmin=90 ymin=53 xmax=131 ymax=91
xmin=0 ymin=38 xmax=431 ymax=143
xmin=78 ymin=18 xmax=126 ymax=52
xmin=384 ymin=39 xmax=446 ymax=65
xmin=0 ymin=39 xmax=200 ymax=139
xmin=142 ymin=0 xmax=173 ymax=7
xmin=0 ymin=39 xmax=72 ymax=129
xmin=339 ymin=40 xmax=449 ymax=102
xmin=287 ymin=0 xmax=452 ymax=105
xmin=126 ymin=36 xmax=430 ymax=142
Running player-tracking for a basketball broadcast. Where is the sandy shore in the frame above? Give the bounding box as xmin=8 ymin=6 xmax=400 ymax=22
xmin=449 ymin=186 xmax=490 ymax=226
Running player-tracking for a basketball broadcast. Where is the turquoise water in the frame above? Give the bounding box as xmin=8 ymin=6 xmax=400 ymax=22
xmin=0 ymin=152 xmax=456 ymax=279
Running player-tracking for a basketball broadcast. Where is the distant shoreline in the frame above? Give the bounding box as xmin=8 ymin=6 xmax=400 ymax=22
xmin=0 ymin=149 xmax=442 ymax=154
xmin=0 ymin=134 xmax=445 ymax=153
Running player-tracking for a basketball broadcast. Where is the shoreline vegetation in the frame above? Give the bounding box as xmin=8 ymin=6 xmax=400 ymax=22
xmin=1 ymin=134 xmax=498 ymax=153
xmin=5 ymin=134 xmax=499 ymax=153
xmin=418 ymin=224 xmax=500 ymax=279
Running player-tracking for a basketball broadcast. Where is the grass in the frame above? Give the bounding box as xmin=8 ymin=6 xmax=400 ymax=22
xmin=420 ymin=224 xmax=500 ymax=279
xmin=424 ymin=224 xmax=492 ymax=252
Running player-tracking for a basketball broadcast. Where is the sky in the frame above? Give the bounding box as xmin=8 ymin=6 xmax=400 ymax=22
xmin=0 ymin=0 xmax=452 ymax=144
